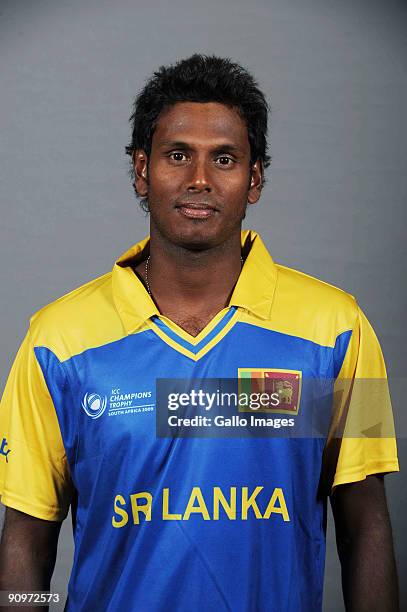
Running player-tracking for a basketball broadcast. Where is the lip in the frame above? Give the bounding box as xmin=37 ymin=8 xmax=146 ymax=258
xmin=175 ymin=202 xmax=218 ymax=219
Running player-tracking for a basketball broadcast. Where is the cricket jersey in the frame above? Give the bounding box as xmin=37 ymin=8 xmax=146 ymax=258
xmin=0 ymin=230 xmax=399 ymax=611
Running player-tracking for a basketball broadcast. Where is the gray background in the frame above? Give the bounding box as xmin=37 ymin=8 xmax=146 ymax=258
xmin=0 ymin=0 xmax=406 ymax=610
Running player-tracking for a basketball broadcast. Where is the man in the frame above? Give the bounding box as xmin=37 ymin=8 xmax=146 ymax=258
xmin=0 ymin=54 xmax=400 ymax=611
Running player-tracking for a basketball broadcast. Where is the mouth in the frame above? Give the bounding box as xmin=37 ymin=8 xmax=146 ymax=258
xmin=175 ymin=202 xmax=218 ymax=220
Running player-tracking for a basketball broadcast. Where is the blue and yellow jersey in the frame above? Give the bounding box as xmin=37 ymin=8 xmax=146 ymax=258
xmin=0 ymin=230 xmax=399 ymax=611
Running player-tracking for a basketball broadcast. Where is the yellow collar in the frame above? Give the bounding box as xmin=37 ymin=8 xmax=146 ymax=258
xmin=112 ymin=230 xmax=278 ymax=334
xmin=229 ymin=230 xmax=277 ymax=319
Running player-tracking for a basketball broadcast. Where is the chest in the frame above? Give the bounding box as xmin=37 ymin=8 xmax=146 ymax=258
xmin=158 ymin=303 xmax=227 ymax=337
xmin=48 ymin=321 xmax=333 ymax=470
xmin=164 ymin=314 xmax=213 ymax=337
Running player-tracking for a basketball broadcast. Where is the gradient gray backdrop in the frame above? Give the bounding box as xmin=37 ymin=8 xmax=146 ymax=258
xmin=0 ymin=0 xmax=406 ymax=610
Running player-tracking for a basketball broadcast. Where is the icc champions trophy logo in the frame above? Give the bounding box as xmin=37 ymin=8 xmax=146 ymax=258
xmin=81 ymin=392 xmax=107 ymax=419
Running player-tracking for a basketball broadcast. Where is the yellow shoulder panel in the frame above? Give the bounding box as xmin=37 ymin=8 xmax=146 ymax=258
xmin=28 ymin=272 xmax=133 ymax=361
xmin=240 ymin=264 xmax=358 ymax=347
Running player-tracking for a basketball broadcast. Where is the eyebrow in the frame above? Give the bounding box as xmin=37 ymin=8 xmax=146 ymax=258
xmin=158 ymin=140 xmax=243 ymax=154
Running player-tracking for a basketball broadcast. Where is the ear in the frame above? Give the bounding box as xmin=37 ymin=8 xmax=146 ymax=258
xmin=133 ymin=150 xmax=149 ymax=197
xmin=247 ymin=159 xmax=263 ymax=205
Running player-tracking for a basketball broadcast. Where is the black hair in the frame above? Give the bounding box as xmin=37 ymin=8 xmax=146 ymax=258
xmin=126 ymin=53 xmax=271 ymax=212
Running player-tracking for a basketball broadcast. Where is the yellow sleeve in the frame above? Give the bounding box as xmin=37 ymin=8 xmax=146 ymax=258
xmin=324 ymin=304 xmax=399 ymax=494
xmin=0 ymin=328 xmax=74 ymax=521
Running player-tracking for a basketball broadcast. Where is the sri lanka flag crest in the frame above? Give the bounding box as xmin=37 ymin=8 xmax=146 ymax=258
xmin=238 ymin=368 xmax=302 ymax=415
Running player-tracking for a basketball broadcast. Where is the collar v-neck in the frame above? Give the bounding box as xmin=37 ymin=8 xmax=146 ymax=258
xmin=112 ymin=230 xmax=278 ymax=337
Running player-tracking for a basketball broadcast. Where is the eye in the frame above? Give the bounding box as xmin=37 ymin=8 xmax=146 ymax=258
xmin=169 ymin=152 xmax=188 ymax=162
xmin=215 ymin=156 xmax=234 ymax=166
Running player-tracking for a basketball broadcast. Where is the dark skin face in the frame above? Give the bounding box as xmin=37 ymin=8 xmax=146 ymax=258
xmin=132 ymin=102 xmax=263 ymax=335
xmin=133 ymin=101 xmax=263 ymax=252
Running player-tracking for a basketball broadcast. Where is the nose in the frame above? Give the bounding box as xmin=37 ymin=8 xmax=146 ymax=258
xmin=187 ymin=158 xmax=211 ymax=192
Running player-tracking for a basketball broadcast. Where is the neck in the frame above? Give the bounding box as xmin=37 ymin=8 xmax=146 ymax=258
xmin=145 ymin=228 xmax=243 ymax=314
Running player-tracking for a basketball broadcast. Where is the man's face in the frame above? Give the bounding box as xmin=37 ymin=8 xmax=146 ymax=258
xmin=134 ymin=101 xmax=263 ymax=250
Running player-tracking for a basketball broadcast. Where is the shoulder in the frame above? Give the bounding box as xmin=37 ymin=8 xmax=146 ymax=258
xmin=28 ymin=271 xmax=124 ymax=360
xmin=271 ymin=263 xmax=359 ymax=346
xmin=276 ymin=263 xmax=357 ymax=312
